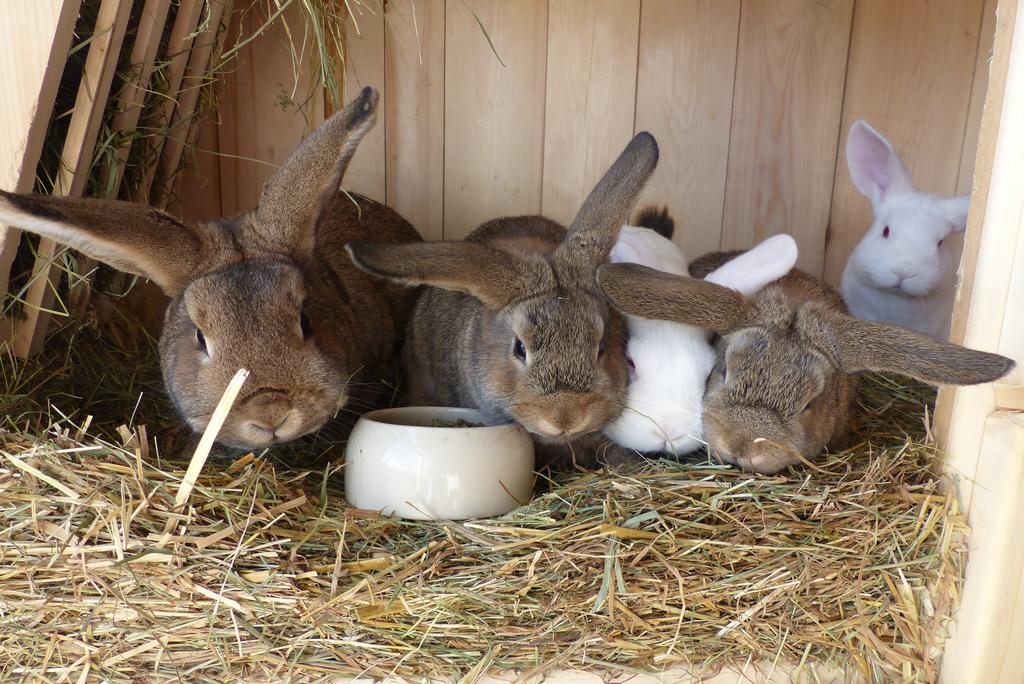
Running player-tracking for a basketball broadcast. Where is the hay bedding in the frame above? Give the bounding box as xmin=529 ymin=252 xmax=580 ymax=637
xmin=0 ymin=322 xmax=963 ymax=682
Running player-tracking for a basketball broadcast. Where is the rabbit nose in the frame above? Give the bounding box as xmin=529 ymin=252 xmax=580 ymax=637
xmin=892 ymin=266 xmax=916 ymax=281
xmin=245 ymin=412 xmax=295 ymax=442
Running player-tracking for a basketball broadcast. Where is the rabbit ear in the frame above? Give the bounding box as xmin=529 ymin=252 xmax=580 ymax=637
xmin=704 ymin=234 xmax=798 ymax=296
xmin=346 ymin=240 xmax=541 ymax=310
xmin=257 ymin=87 xmax=380 ymax=258
xmin=847 ymin=120 xmax=913 ymax=207
xmin=0 ymin=191 xmax=208 ymax=295
xmin=939 ymin=194 xmax=971 ymax=232
xmin=828 ymin=313 xmax=1015 ymax=384
xmin=556 ymin=132 xmax=659 ymax=277
xmin=597 ymin=262 xmax=752 ymax=332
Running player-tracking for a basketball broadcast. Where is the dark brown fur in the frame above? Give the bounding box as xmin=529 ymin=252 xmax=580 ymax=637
xmin=0 ymin=87 xmax=420 ymax=449
xmin=598 ymin=251 xmax=1014 ymax=474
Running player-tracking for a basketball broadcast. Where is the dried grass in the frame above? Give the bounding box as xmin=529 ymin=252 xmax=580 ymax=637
xmin=0 ymin=321 xmax=964 ymax=683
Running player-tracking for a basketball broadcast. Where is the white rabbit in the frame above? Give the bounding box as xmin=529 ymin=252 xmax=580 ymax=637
xmin=605 ymin=216 xmax=798 ymax=455
xmin=840 ymin=120 xmax=970 ymax=339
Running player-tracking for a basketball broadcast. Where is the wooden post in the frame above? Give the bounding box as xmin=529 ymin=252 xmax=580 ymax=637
xmin=0 ymin=0 xmax=82 ymax=343
xmin=12 ymin=0 xmax=133 ymax=357
xmin=937 ymin=0 xmax=1024 ymax=680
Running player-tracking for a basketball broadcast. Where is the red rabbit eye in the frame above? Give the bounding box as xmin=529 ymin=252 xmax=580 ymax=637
xmin=938 ymin=238 xmax=944 ymax=248
xmin=882 ymin=226 xmax=890 ymax=238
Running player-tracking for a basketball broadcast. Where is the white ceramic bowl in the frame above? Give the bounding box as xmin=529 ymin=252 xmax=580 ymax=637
xmin=344 ymin=407 xmax=535 ymax=520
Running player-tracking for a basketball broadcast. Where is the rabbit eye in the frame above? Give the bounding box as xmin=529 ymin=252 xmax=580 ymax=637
xmin=626 ymin=356 xmax=636 ymax=375
xmin=882 ymin=226 xmax=890 ymax=238
xmin=937 ymin=238 xmax=944 ymax=248
xmin=598 ymin=339 xmax=606 ymax=359
xmin=513 ymin=337 xmax=527 ymax=362
xmin=196 ymin=328 xmax=208 ymax=355
xmin=300 ymin=311 xmax=314 ymax=340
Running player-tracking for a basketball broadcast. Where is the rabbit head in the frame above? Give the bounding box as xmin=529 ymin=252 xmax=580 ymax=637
xmin=0 ymin=87 xmax=414 ymax=449
xmin=598 ymin=261 xmax=1014 ymax=473
xmin=605 ymin=227 xmax=798 ymax=456
xmin=348 ymin=133 xmax=659 ymax=442
xmin=844 ymin=120 xmax=969 ymax=298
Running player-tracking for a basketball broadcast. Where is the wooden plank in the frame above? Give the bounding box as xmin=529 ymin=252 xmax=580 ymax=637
xmin=99 ymin=0 xmax=174 ymax=197
xmin=384 ymin=0 xmax=445 ymax=240
xmin=941 ymin=411 xmax=1024 ymax=683
xmin=217 ymin=1 xmax=327 ymax=216
xmin=13 ymin=0 xmax=133 ymax=358
xmin=958 ymin=0 xmax=1000 ymax=194
xmin=934 ymin=0 xmax=1020 ymax=513
xmin=541 ymin=0 xmax=640 ymax=228
xmin=0 ymin=0 xmax=81 ymax=303
xmin=72 ymin=0 xmax=174 ymax=316
xmin=344 ymin=0 xmax=386 ymax=202
xmin=152 ymin=0 xmax=233 ymax=208
xmin=136 ymin=0 xmax=206 ymax=202
xmin=935 ymin=2 xmax=1024 ymax=674
xmin=721 ymin=0 xmax=854 ymax=276
xmin=823 ymin=0 xmax=986 ymax=286
xmin=443 ymin=0 xmax=548 ymax=239
xmin=634 ymin=0 xmax=740 ymax=260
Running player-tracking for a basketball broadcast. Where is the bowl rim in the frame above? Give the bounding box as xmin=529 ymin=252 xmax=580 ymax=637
xmin=356 ymin=406 xmax=519 ymax=431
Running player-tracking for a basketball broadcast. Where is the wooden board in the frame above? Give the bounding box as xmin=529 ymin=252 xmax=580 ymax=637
xmin=634 ymin=0 xmax=740 ymax=261
xmin=935 ymin=1 xmax=1024 ymax=678
xmin=721 ymin=0 xmax=854 ymax=276
xmin=942 ymin=412 xmax=1024 ymax=682
xmin=217 ymin=1 xmax=327 ymax=215
xmin=344 ymin=0 xmax=387 ymax=202
xmin=152 ymin=0 xmax=233 ymax=208
xmin=137 ymin=0 xmax=206 ymax=202
xmin=443 ymin=0 xmax=548 ymax=239
xmin=0 ymin=0 xmax=81 ymax=301
xmin=384 ymin=0 xmax=445 ymax=240
xmin=541 ymin=0 xmax=640 ymax=228
xmin=98 ymin=0 xmax=173 ymax=198
xmin=823 ymin=0 xmax=986 ymax=285
xmin=14 ymin=0 xmax=133 ymax=357
xmin=958 ymin=0 xmax=1000 ymax=194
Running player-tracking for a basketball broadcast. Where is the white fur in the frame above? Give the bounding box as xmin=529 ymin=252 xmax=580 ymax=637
xmin=605 ymin=228 xmax=798 ymax=455
xmin=840 ymin=120 xmax=969 ymax=339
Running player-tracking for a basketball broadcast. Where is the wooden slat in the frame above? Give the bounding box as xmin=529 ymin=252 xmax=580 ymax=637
xmin=823 ymin=0 xmax=986 ymax=286
xmin=99 ymin=0 xmax=174 ymax=197
xmin=152 ymin=0 xmax=233 ymax=208
xmin=71 ymin=0 xmax=174 ymax=316
xmin=721 ymin=0 xmax=854 ymax=276
xmin=941 ymin=412 xmax=1024 ymax=682
xmin=443 ymin=0 xmax=548 ymax=239
xmin=934 ymin=19 xmax=1024 ymax=682
xmin=0 ymin=0 xmax=82 ymax=304
xmin=936 ymin=0 xmax=1019 ymax=514
xmin=958 ymin=0 xmax=1000 ymax=195
xmin=344 ymin=0 xmax=387 ymax=202
xmin=13 ymin=0 xmax=133 ymax=358
xmin=384 ymin=0 xmax=445 ymax=240
xmin=634 ymin=0 xmax=740 ymax=260
xmin=541 ymin=0 xmax=640 ymax=228
xmin=136 ymin=0 xmax=207 ymax=201
xmin=217 ymin=1 xmax=327 ymax=215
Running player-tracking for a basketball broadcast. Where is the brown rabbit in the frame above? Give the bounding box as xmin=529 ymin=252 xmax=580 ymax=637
xmin=597 ymin=253 xmax=1015 ymax=474
xmin=0 ymin=87 xmax=421 ymax=449
xmin=347 ymin=133 xmax=659 ymax=467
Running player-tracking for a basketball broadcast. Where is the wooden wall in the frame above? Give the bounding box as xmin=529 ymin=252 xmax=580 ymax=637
xmin=188 ymin=0 xmax=995 ymax=284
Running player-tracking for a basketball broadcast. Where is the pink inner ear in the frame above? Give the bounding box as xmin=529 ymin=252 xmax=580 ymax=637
xmin=852 ymin=133 xmax=891 ymax=192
